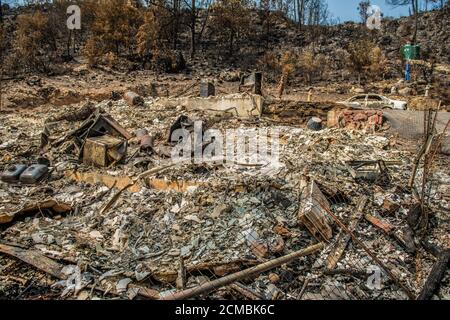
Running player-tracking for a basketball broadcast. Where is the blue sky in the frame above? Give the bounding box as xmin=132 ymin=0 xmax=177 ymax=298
xmin=327 ymin=0 xmax=410 ymax=23
xmin=3 ymin=0 xmax=412 ymax=23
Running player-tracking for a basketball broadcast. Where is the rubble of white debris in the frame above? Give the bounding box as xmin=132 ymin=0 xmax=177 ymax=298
xmin=0 ymin=94 xmax=449 ymax=300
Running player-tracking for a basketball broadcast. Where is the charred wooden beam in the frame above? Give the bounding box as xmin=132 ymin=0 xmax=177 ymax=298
xmin=417 ymin=248 xmax=450 ymax=300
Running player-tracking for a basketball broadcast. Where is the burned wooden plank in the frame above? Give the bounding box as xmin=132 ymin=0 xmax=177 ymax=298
xmin=0 ymin=243 xmax=67 ymax=280
xmin=323 ymin=268 xmax=370 ymax=278
xmin=365 ymin=213 xmax=395 ymax=234
xmin=365 ymin=213 xmax=415 ymax=253
xmin=0 ymin=200 xmax=72 ymax=225
xmin=0 ymin=243 xmax=161 ymax=300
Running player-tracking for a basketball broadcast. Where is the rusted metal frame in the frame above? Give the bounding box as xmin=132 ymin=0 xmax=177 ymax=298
xmin=318 ymin=200 xmax=416 ymax=300
xmin=326 ymin=196 xmax=368 ymax=270
xmin=0 ymin=243 xmax=68 ymax=280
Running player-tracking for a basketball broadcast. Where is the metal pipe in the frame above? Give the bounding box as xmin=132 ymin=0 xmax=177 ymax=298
xmin=161 ymin=243 xmax=324 ymax=300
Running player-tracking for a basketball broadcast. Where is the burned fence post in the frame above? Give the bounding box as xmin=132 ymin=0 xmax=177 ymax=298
xmin=200 ymin=81 xmax=215 ymax=98
xmin=253 ymin=72 xmax=262 ymax=95
xmin=239 ymin=72 xmax=263 ymax=95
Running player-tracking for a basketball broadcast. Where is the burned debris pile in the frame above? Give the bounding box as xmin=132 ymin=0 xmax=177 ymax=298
xmin=0 ymin=87 xmax=449 ymax=301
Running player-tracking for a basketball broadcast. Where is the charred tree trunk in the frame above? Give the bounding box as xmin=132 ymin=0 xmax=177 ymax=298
xmin=197 ymin=7 xmax=210 ymax=50
xmin=300 ymin=0 xmax=306 ymax=27
xmin=172 ymin=0 xmax=180 ymax=50
xmin=277 ymin=73 xmax=287 ymax=99
xmin=412 ymin=0 xmax=419 ymax=44
xmin=265 ymin=13 xmax=270 ymax=49
xmin=67 ymin=30 xmax=73 ymax=58
xmin=190 ymin=0 xmax=196 ymax=58
xmin=0 ymin=4 xmax=3 ymax=112
xmin=229 ymin=32 xmax=234 ymax=56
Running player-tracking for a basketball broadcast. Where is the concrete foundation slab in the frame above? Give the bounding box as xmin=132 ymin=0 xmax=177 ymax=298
xmin=159 ymin=93 xmax=263 ymax=118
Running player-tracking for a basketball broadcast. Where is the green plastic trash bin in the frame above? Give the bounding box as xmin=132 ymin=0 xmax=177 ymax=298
xmin=401 ymin=44 xmax=420 ymax=60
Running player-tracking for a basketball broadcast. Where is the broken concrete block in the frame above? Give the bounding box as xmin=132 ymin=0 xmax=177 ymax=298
xmin=200 ymin=82 xmax=215 ymax=97
xmin=298 ymin=180 xmax=333 ymax=242
xmin=83 ymin=135 xmax=127 ymax=167
xmin=1 ymin=165 xmax=27 ymax=183
xmin=240 ymin=72 xmax=263 ymax=95
xmin=19 ymin=165 xmax=49 ymax=184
